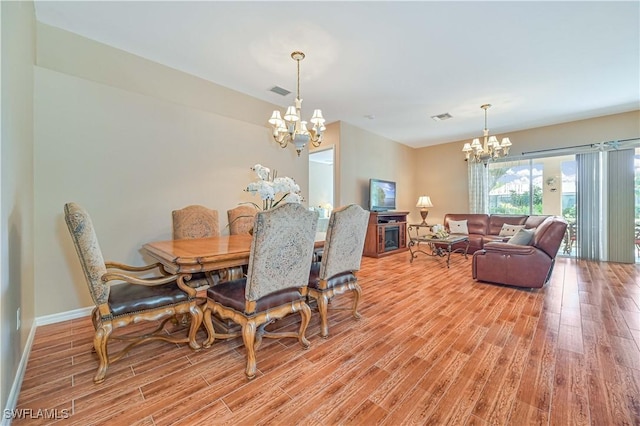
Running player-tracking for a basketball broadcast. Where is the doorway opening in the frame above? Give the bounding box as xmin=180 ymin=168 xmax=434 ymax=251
xmin=309 ymin=147 xmax=334 ymax=232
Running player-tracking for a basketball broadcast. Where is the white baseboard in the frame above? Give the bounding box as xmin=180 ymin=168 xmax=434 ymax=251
xmin=35 ymin=306 xmax=92 ymax=326
xmin=2 ymin=322 xmax=36 ymax=426
xmin=2 ymin=306 xmax=92 ymax=425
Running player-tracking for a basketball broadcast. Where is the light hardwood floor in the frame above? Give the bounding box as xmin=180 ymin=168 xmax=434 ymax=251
xmin=12 ymin=253 xmax=640 ymax=425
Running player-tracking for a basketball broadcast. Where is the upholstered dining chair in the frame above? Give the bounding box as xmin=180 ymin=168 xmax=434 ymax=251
xmin=202 ymin=202 xmax=318 ymax=380
xmin=172 ymin=205 xmax=232 ymax=287
xmin=308 ymin=204 xmax=369 ymax=338
xmin=227 ymin=204 xmax=259 ymax=235
xmin=172 ymin=204 xmax=220 ymax=240
xmin=64 ymin=202 xmax=202 ymax=384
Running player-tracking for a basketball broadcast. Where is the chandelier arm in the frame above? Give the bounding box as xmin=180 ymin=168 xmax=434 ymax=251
xmin=272 ymin=133 xmax=290 ymax=147
xmin=310 ymin=136 xmax=322 ymax=146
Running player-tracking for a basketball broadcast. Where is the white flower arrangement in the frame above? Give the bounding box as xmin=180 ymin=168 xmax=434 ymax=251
xmin=431 ymin=224 xmax=449 ymax=239
xmin=245 ymin=164 xmax=303 ymax=210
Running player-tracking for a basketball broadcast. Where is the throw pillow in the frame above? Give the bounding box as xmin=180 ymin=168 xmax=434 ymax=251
xmin=499 ymin=224 xmax=525 ymax=237
xmin=508 ymin=228 xmax=535 ymax=245
xmin=448 ymin=219 xmax=469 ymax=235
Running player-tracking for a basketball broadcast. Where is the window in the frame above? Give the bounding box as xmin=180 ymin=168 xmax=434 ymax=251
xmin=488 ymin=160 xmax=543 ymax=215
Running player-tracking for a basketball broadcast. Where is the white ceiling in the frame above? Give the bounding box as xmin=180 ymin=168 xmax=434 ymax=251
xmin=34 ymin=1 xmax=640 ymax=149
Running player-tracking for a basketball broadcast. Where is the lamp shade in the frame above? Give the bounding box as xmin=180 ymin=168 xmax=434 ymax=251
xmin=284 ymin=106 xmax=299 ymax=122
xmin=416 ymin=196 xmax=433 ymax=208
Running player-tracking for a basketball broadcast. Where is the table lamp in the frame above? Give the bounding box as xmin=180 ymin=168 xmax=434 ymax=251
xmin=416 ymin=196 xmax=433 ymax=225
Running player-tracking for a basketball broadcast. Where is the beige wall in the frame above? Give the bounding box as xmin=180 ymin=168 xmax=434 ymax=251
xmin=540 ymin=156 xmax=564 ymax=216
xmin=1 ymin=0 xmax=36 ymax=411
xmin=415 ymin=110 xmax=640 ymax=225
xmin=338 ymin=122 xmax=418 ymax=221
xmin=34 ymin=25 xmax=310 ymax=316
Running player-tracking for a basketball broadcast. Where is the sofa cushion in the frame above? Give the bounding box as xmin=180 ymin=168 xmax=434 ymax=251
xmin=524 ymin=215 xmax=549 ymax=229
xmin=499 ymin=224 xmax=525 ymax=237
xmin=449 ymin=219 xmax=469 ymax=234
xmin=483 ymin=235 xmax=510 ymax=246
xmin=508 ymin=228 xmax=535 ymax=245
xmin=533 ymin=216 xmax=569 ymax=257
xmin=444 ymin=214 xmax=488 ymax=236
xmin=488 ymin=215 xmax=528 ymax=235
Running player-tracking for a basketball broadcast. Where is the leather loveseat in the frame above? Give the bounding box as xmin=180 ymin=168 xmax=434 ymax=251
xmin=472 ymin=216 xmax=568 ymax=288
xmin=443 ymin=213 xmax=550 ymax=254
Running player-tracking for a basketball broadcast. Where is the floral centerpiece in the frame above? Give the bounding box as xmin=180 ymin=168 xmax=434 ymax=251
xmin=431 ymin=224 xmax=449 ymax=239
xmin=245 ymin=164 xmax=303 ymax=210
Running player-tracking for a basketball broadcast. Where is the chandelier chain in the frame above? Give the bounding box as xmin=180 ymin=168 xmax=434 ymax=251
xmin=296 ymin=57 xmax=301 ymax=100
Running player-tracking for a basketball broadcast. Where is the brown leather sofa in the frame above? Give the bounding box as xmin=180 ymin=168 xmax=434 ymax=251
xmin=443 ymin=213 xmax=549 ymax=254
xmin=472 ymin=216 xmax=568 ymax=288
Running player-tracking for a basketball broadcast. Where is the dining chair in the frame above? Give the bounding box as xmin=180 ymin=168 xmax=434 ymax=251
xmin=172 ymin=205 xmax=232 ymax=287
xmin=64 ymin=202 xmax=202 ymax=384
xmin=227 ymin=204 xmax=258 ymax=235
xmin=202 ymin=202 xmax=318 ymax=380
xmin=308 ymin=204 xmax=369 ymax=338
xmin=172 ymin=204 xmax=220 ymax=239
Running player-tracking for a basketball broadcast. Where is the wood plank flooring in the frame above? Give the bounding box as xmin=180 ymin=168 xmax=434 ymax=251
xmin=12 ymin=254 xmax=640 ymax=425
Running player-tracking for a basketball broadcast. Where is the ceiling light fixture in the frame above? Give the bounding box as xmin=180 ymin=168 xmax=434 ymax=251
xmin=268 ymin=51 xmax=325 ymax=156
xmin=462 ymin=104 xmax=512 ymax=165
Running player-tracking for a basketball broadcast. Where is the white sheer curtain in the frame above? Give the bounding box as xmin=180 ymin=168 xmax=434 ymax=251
xmin=468 ymin=162 xmax=488 ymax=214
xmin=576 ymin=152 xmax=602 ymax=260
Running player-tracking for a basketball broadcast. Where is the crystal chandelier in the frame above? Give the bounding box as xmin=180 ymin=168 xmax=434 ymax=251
xmin=462 ymin=104 xmax=512 ymax=164
xmin=268 ymin=51 xmax=325 ymax=156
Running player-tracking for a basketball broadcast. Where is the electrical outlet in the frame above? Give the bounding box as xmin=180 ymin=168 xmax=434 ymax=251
xmin=16 ymin=307 xmax=21 ymax=331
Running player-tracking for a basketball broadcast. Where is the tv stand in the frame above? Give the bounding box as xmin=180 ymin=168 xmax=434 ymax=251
xmin=363 ymin=211 xmax=409 ymax=258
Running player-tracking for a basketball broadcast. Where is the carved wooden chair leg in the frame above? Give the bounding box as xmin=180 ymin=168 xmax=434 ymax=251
xmin=316 ymin=293 xmax=331 ymax=338
xmin=187 ymin=304 xmax=203 ymax=351
xmin=298 ymin=302 xmax=312 ymax=348
xmin=202 ymin=308 xmax=216 ymax=348
xmin=351 ymin=284 xmax=363 ymax=320
xmin=93 ymin=322 xmax=113 ymax=384
xmin=242 ymin=322 xmax=258 ymax=380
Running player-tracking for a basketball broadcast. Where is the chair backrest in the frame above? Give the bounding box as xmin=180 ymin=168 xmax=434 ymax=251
xmin=227 ymin=205 xmax=258 ymax=235
xmin=245 ymin=203 xmax=318 ymax=302
xmin=172 ymin=205 xmax=219 ymax=239
xmin=64 ymin=202 xmax=109 ymax=307
xmin=320 ymin=204 xmax=370 ymax=280
xmin=533 ymin=216 xmax=568 ymax=258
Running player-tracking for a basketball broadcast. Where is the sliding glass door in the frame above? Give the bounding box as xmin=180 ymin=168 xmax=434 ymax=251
xmin=488 ymin=156 xmax=574 ymax=216
xmin=487 ymin=149 xmax=639 ymax=263
xmin=488 ymin=155 xmax=577 ymax=256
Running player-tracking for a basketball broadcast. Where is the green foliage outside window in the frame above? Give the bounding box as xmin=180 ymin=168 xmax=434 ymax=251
xmin=490 ymin=186 xmax=543 ymax=215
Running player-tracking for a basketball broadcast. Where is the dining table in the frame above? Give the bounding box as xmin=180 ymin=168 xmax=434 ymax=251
xmin=142 ymin=232 xmax=327 ymax=294
xmin=143 ymin=232 xmax=326 ymax=334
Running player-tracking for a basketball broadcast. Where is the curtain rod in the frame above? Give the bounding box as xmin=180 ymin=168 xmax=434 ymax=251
xmin=519 ymin=137 xmax=640 ymax=157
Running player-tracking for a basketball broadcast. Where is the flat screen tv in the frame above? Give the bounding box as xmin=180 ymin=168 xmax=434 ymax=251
xmin=369 ymin=178 xmax=396 ymax=211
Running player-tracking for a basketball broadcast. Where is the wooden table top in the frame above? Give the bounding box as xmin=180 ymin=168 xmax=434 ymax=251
xmin=143 ymin=233 xmax=326 ymax=274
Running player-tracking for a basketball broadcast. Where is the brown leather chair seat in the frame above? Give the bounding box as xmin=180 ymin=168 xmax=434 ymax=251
xmin=109 ymin=282 xmax=189 ymax=316
xmin=207 ymin=279 xmax=305 ymax=313
xmin=308 ymin=263 xmax=356 ymax=290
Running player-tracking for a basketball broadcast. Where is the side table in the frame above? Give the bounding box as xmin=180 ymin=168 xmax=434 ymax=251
xmin=407 ymin=224 xmax=470 ymax=268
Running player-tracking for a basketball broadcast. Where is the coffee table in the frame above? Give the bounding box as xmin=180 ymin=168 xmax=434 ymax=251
xmin=407 ymin=229 xmax=470 ymax=268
